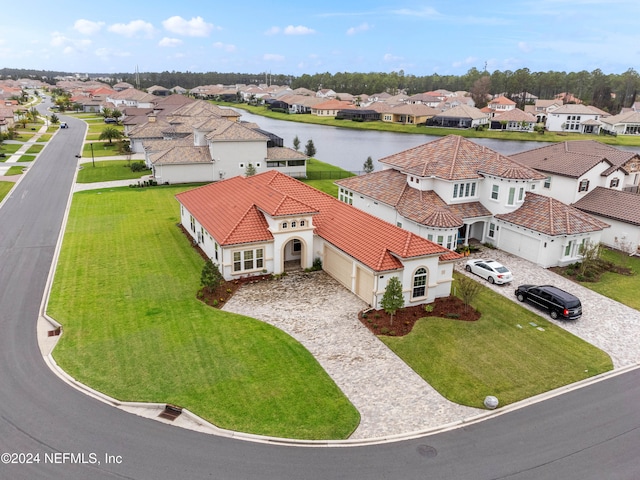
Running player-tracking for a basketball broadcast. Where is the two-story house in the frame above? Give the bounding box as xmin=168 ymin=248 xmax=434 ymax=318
xmin=176 ymin=171 xmax=461 ymax=309
xmin=512 ymin=140 xmax=640 ymax=251
xmin=336 ymin=135 xmax=610 ymax=267
xmin=545 ymin=104 xmax=607 ymax=134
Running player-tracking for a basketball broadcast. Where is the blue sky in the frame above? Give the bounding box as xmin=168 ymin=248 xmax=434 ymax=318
xmin=1 ymin=0 xmax=639 ymax=76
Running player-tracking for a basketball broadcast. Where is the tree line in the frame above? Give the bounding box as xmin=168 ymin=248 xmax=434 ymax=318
xmin=3 ymin=66 xmax=639 ymax=112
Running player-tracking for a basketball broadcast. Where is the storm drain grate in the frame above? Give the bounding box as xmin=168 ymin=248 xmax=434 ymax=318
xmin=158 ymin=404 xmax=183 ymax=421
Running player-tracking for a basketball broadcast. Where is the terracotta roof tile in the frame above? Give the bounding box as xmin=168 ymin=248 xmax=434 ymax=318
xmin=377 ymin=135 xmax=545 ymax=181
xmin=511 ymin=140 xmax=637 ymax=178
xmin=572 ymin=187 xmax=640 ymax=226
xmin=496 ymin=192 xmax=609 ymax=235
xmin=177 ymin=171 xmax=458 ymax=270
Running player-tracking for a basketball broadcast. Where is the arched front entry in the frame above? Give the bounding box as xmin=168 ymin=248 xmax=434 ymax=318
xmin=283 ymin=238 xmax=305 ymax=272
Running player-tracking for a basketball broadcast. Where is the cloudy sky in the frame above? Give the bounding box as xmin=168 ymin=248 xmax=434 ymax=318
xmin=1 ymin=0 xmax=639 ymax=76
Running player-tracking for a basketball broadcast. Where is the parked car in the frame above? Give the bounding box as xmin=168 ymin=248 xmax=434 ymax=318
xmin=104 ymin=117 xmax=117 ymax=124
xmin=59 ymin=122 xmax=68 ymax=129
xmin=514 ymin=284 xmax=582 ymax=320
xmin=465 ymin=259 xmax=513 ymax=284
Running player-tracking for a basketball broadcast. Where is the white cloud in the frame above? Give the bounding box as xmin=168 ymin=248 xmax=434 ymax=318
xmin=346 ymin=23 xmax=371 ymax=35
xmin=213 ymin=42 xmax=236 ymax=52
xmin=108 ymin=20 xmax=154 ymax=38
xmin=73 ymin=19 xmax=105 ymax=35
xmin=265 ymin=26 xmax=280 ymax=35
xmin=383 ymin=53 xmax=403 ymax=62
xmin=158 ymin=37 xmax=183 ymax=47
xmin=283 ymin=25 xmax=315 ymax=35
xmin=391 ymin=7 xmax=439 ymax=18
xmin=518 ymin=41 xmax=533 ymax=53
xmin=263 ymin=53 xmax=285 ymax=62
xmin=452 ymin=56 xmax=478 ymax=68
xmin=162 ymin=16 xmax=214 ymax=37
xmin=95 ymin=47 xmax=131 ymax=58
xmin=50 ymin=32 xmax=69 ymax=47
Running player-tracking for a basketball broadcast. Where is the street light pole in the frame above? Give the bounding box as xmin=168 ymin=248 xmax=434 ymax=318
xmin=90 ymin=142 xmax=95 ymax=167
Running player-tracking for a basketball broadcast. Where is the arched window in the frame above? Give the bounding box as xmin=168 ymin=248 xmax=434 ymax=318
xmin=412 ymin=268 xmax=428 ymax=299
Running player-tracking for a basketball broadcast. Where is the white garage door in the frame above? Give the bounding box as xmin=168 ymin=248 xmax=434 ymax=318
xmin=499 ymin=227 xmax=541 ymax=263
xmin=324 ymin=245 xmax=352 ymax=290
xmin=355 ymin=266 xmax=374 ymax=305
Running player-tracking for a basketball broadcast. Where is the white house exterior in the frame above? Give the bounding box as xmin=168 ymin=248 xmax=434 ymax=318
xmin=176 ymin=171 xmax=460 ymax=308
xmin=545 ymin=104 xmax=605 ymax=134
xmin=600 ymin=111 xmax=640 ymax=135
xmin=511 ymin=140 xmax=640 ymax=204
xmin=336 ymin=135 xmax=610 ymax=268
xmin=573 ymin=187 xmax=640 ymax=253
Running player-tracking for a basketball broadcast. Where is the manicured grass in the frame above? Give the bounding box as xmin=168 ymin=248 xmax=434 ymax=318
xmin=77 ymin=160 xmax=151 ymax=183
xmin=0 ymin=144 xmax=22 ymax=155
xmin=0 ymin=181 xmax=13 ymax=201
xmin=226 ymin=103 xmax=640 ymax=147
xmin=47 ymin=186 xmax=359 ymax=439
xmin=302 ymin=159 xmax=355 ymax=197
xmin=26 ymin=144 xmax=44 ymax=154
xmin=17 ymin=155 xmax=36 ymax=162
xmin=4 ymin=165 xmax=26 ymax=176
xmin=576 ymin=247 xmax=640 ymax=310
xmin=82 ymin=141 xmax=125 ymax=158
xmin=380 ymin=274 xmax=613 ymax=408
xmin=37 ymin=134 xmax=52 ymax=142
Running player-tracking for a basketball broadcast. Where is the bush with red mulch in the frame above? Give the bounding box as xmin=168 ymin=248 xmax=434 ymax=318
xmin=359 ymin=296 xmax=481 ymax=337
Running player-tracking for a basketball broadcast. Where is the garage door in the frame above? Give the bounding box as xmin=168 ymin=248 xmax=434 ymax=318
xmin=355 ymin=266 xmax=374 ymax=305
xmin=324 ymin=245 xmax=353 ymax=290
xmin=499 ymin=227 xmax=541 ymax=263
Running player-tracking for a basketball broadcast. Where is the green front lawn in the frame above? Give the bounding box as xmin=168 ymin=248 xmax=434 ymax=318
xmin=82 ymin=141 xmax=126 ymax=158
xmin=4 ymin=165 xmax=26 ymax=176
xmin=0 ymin=181 xmax=13 ymax=201
xmin=76 ymin=160 xmax=151 ymax=183
xmin=47 ymin=186 xmax=359 ymax=440
xmin=0 ymin=144 xmax=23 ymax=155
xmin=577 ymin=247 xmax=640 ymax=310
xmin=26 ymin=144 xmax=44 ymax=154
xmin=380 ymin=274 xmax=613 ymax=408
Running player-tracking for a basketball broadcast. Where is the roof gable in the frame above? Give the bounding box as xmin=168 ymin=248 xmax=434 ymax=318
xmin=176 ymin=171 xmax=458 ymax=270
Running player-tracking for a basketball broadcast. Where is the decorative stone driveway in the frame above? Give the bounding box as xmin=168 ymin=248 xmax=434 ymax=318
xmin=222 ymin=271 xmax=481 ymax=440
xmin=457 ymin=249 xmax=640 ymax=368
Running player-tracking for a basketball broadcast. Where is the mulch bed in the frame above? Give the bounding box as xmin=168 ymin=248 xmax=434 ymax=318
xmin=359 ymin=296 xmax=481 ymax=337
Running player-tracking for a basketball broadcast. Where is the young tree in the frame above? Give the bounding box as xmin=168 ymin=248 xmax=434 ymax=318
xmin=380 ymin=277 xmax=404 ymax=326
xmin=457 ymin=275 xmax=483 ymax=312
xmin=293 ymin=135 xmax=300 ymax=151
xmin=101 ymin=107 xmax=113 ymax=119
xmin=245 ymin=163 xmax=257 ymax=176
xmin=99 ymin=126 xmax=123 ymax=144
xmin=50 ymin=113 xmax=60 ymax=125
xmin=304 ymin=139 xmax=316 ymax=158
xmin=363 ymin=156 xmax=374 ymax=174
xmin=201 ymin=259 xmax=224 ymax=293
xmin=578 ymin=240 xmax=601 ymax=276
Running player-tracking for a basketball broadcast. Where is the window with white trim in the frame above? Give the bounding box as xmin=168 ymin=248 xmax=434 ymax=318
xmin=453 ymin=181 xmax=477 ymax=199
xmin=233 ymin=248 xmax=264 ymax=272
xmin=491 ymin=184 xmax=499 ymax=200
xmin=610 ymin=178 xmax=620 ymax=188
xmin=578 ymin=179 xmax=590 ymax=192
xmin=544 ymin=177 xmax=551 ymax=189
xmin=507 ymin=187 xmax=516 ymax=206
xmin=488 ymin=222 xmax=496 ymax=238
xmin=339 ymin=188 xmax=353 ymax=205
xmin=412 ymin=268 xmax=428 ymax=299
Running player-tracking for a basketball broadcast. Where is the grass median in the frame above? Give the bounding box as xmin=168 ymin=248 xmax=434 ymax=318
xmin=47 ymin=186 xmax=359 ymax=440
xmin=76 ymin=160 xmax=151 ymax=183
xmin=380 ymin=274 xmax=613 ymax=408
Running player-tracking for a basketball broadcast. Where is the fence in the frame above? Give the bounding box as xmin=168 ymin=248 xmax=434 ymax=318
xmin=305 ymin=170 xmax=361 ymax=180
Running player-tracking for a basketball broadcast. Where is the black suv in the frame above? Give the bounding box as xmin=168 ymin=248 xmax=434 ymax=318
xmin=514 ymin=284 xmax=582 ymax=320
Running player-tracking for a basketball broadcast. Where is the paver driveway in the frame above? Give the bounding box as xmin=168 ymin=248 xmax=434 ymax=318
xmin=457 ymin=249 xmax=640 ymax=368
xmin=222 ymin=271 xmax=481 ymax=440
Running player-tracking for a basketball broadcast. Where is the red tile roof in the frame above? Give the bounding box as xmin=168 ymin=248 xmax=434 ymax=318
xmin=176 ymin=171 xmax=459 ymax=271
xmin=496 ymin=192 xmax=609 ymax=236
xmin=378 ymin=135 xmax=546 ymax=181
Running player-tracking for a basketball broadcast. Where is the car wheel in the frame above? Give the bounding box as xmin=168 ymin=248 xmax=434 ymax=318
xmin=465 ymin=265 xmax=472 ymax=272
xmin=517 ymin=293 xmax=525 ymax=302
xmin=488 ymin=276 xmax=495 ymax=284
xmin=550 ymin=310 xmax=559 ymax=320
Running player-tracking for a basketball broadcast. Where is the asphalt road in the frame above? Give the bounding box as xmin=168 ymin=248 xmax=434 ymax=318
xmin=0 ymin=103 xmax=639 ymax=479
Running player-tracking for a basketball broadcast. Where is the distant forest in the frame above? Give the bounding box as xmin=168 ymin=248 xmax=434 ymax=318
xmin=2 ymin=66 xmax=639 ymax=113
